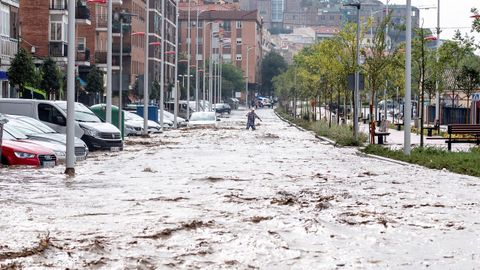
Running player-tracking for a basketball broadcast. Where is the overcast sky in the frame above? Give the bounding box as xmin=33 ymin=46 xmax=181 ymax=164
xmin=378 ymin=0 xmax=479 ymax=41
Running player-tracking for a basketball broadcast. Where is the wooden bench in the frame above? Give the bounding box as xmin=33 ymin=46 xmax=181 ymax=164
xmin=446 ymin=124 xmax=480 ymax=151
xmin=394 ymin=123 xmax=404 ymax=131
xmin=425 ymin=121 xmax=440 ymax=137
xmin=374 ymin=131 xmax=390 ymax=145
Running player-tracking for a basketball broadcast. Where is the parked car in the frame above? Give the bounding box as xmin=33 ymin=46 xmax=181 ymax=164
xmin=164 ymin=100 xmax=196 ymax=119
xmin=1 ymin=128 xmax=57 ymax=167
xmin=3 ymin=122 xmax=67 ymax=162
xmin=0 ymin=99 xmax=123 ymax=151
xmin=124 ymin=111 xmax=164 ymax=135
xmin=213 ymin=103 xmax=231 ymax=114
xmin=188 ymin=112 xmax=219 ymax=128
xmin=159 ymin=110 xmax=186 ymax=127
xmin=5 ymin=115 xmax=88 ymax=161
xmin=226 ymin=98 xmax=239 ymax=110
xmin=256 ymin=97 xmax=272 ymax=108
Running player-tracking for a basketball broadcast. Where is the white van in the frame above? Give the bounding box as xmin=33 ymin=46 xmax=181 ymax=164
xmin=0 ymin=99 xmax=123 ymax=151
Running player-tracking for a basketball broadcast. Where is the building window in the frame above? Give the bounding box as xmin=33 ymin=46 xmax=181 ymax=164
xmin=222 ymin=21 xmax=231 ymax=32
xmin=0 ymin=4 xmax=9 ymax=36
xmin=198 ymin=20 xmax=203 ymax=28
xmin=236 ymin=54 xmax=242 ymax=61
xmin=236 ymin=38 xmax=242 ymax=45
xmin=196 ymin=54 xmax=203 ymax=61
xmin=197 ymin=37 xmax=203 ymax=45
xmin=236 ymin=21 xmax=242 ymax=29
xmin=77 ymin=37 xmax=86 ymax=52
xmin=223 ymin=54 xmax=231 ymax=63
xmin=50 ymin=22 xmax=63 ymax=41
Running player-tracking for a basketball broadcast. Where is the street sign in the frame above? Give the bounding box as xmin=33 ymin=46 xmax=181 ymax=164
xmin=235 ymin=92 xmax=241 ymax=98
xmin=347 ymin=73 xmax=365 ymax=91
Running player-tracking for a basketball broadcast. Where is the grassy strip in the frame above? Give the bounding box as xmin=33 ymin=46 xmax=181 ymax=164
xmin=275 ymin=108 xmax=367 ymax=146
xmin=362 ymin=144 xmax=480 ymax=177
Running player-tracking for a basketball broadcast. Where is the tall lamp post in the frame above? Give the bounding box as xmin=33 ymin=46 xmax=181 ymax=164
xmin=404 ymin=0 xmax=412 ymax=155
xmin=117 ymin=13 xmax=138 ymax=132
xmin=143 ymin=0 xmax=150 ymax=136
xmin=186 ymin=0 xmax=192 ymax=119
xmin=434 ymin=0 xmax=441 ymax=126
xmin=245 ymin=45 xmax=255 ymax=108
xmin=344 ymin=2 xmax=361 ymax=140
xmin=65 ymin=0 xmax=76 ymax=174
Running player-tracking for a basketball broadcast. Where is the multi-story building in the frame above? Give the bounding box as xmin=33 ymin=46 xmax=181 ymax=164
xmin=270 ymin=0 xmax=283 ymax=29
xmin=240 ymin=0 xmax=271 ymax=30
xmin=0 ymin=0 xmax=19 ymax=98
xmin=179 ymin=6 xmax=263 ymax=100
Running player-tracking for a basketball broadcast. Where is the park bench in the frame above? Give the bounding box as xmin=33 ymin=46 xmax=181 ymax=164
xmin=425 ymin=120 xmax=440 ymax=137
xmin=394 ymin=123 xmax=404 ymax=131
xmin=374 ymin=131 xmax=390 ymax=145
xmin=445 ymin=124 xmax=480 ymax=151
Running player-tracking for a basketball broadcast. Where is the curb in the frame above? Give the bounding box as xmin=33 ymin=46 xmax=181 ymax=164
xmin=273 ymin=109 xmax=412 ymax=166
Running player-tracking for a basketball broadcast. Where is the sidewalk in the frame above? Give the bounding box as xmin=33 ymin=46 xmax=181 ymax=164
xmin=359 ymin=122 xmax=473 ymax=152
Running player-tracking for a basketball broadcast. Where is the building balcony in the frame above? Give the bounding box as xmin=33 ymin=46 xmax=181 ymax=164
xmin=0 ymin=36 xmax=18 ymax=63
xmin=94 ymin=51 xmax=120 ymax=68
xmin=76 ymin=5 xmax=91 ymax=25
xmin=49 ymin=41 xmax=68 ymax=59
xmin=49 ymin=0 xmax=67 ymax=10
xmin=76 ymin=49 xmax=91 ymax=66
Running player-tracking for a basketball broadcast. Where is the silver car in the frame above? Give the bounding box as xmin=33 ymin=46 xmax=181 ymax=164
xmin=5 ymin=115 xmax=89 ymax=161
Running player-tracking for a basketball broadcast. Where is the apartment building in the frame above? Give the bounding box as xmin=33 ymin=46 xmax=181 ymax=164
xmin=179 ymin=7 xmax=263 ymax=97
xmin=0 ymin=0 xmax=19 ymax=98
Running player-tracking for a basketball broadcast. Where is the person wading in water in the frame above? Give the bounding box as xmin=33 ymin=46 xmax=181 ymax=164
xmin=246 ymin=108 xmax=262 ymax=130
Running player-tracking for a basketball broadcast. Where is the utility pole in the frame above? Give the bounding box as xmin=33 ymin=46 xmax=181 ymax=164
xmin=186 ymin=0 xmax=191 ymax=118
xmin=159 ymin=0 xmax=165 ymax=131
xmin=435 ymin=0 xmax=441 ymax=125
xmin=143 ymin=0 xmax=150 ymax=136
xmin=174 ymin=0 xmax=179 ymax=128
xmin=195 ymin=5 xmax=200 ymax=110
xmin=65 ymin=0 xmax=76 ymax=175
xmin=118 ymin=18 xmax=124 ymax=132
xmin=404 ymin=0 xmax=412 ymax=155
xmin=106 ymin=0 xmax=113 ymax=123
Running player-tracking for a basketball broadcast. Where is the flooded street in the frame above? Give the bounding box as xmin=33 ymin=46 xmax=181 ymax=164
xmin=1 ymin=108 xmax=479 ymax=269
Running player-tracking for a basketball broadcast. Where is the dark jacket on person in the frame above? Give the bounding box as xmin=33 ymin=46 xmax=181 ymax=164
xmin=246 ymin=111 xmax=261 ymax=125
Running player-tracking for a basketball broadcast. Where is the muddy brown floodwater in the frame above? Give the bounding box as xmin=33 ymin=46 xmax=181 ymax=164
xmin=0 ymin=109 xmax=479 ymax=269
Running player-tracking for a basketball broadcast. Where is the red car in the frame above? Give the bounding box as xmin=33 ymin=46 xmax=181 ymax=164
xmin=1 ymin=139 xmax=57 ymax=167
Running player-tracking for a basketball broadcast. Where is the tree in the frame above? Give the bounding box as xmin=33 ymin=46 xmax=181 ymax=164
xmin=261 ymin=52 xmax=288 ymax=97
xmin=438 ymin=31 xmax=476 ymax=107
xmin=150 ymin=80 xmax=160 ymax=101
xmin=40 ymin=57 xmax=62 ymax=99
xmin=86 ymin=65 xmax=104 ymax=95
xmin=7 ymin=48 xmax=37 ymax=95
xmin=221 ymin=63 xmax=244 ymax=99
xmin=457 ymin=55 xmax=480 ymax=112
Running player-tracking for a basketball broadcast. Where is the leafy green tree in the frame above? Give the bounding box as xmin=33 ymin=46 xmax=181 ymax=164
xmin=457 ymin=55 xmax=480 ymax=109
xmin=438 ymin=31 xmax=476 ymax=107
xmin=7 ymin=48 xmax=37 ymax=95
xmin=150 ymin=80 xmax=160 ymax=101
xmin=86 ymin=65 xmax=104 ymax=94
xmin=40 ymin=57 xmax=62 ymax=99
xmin=261 ymin=51 xmax=288 ymax=97
xmin=221 ymin=63 xmax=244 ymax=99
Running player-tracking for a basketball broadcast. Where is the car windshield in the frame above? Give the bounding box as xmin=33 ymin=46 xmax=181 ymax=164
xmin=125 ymin=111 xmax=144 ymax=121
xmin=5 ymin=119 xmax=42 ymax=135
xmin=18 ymin=117 xmax=57 ymax=134
xmin=190 ymin=112 xmax=215 ymax=122
xmin=3 ymin=124 xmax=29 ymax=140
xmin=57 ymin=102 xmax=102 ymax=123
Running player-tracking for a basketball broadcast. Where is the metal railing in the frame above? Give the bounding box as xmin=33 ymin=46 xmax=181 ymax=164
xmin=49 ymin=41 xmax=67 ymax=57
xmin=0 ymin=36 xmax=18 ymax=59
xmin=75 ymin=5 xmax=90 ymax=20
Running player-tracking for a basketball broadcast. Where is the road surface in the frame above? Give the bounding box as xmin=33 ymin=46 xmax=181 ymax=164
xmin=0 ymin=108 xmax=479 ymax=269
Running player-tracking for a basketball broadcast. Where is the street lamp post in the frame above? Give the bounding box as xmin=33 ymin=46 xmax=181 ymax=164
xmin=106 ymin=0 xmax=113 ymax=124
xmin=404 ymin=0 xmax=412 ymax=155
xmin=143 ymin=0 xmax=150 ymax=136
xmin=435 ymin=0 xmax=441 ymax=126
xmin=245 ymin=45 xmax=255 ymax=108
xmin=344 ymin=2 xmax=361 ymax=140
xmin=186 ymin=0 xmax=191 ymax=119
xmin=159 ymin=0 xmax=166 ymax=131
xmin=174 ymin=2 xmax=179 ymax=128
xmin=65 ymin=0 xmax=76 ymax=175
